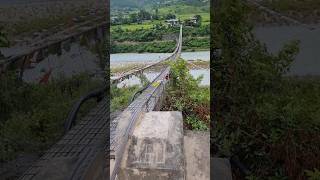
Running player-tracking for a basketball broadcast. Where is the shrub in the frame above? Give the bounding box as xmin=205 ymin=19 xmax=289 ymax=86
xmin=162 ymin=58 xmax=209 ymax=130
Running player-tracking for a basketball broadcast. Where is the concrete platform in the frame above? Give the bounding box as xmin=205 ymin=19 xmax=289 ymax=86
xmin=184 ymin=130 xmax=210 ymax=180
xmin=119 ymin=111 xmax=185 ymax=180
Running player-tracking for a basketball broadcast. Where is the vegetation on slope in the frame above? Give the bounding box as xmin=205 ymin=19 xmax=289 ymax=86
xmin=110 ymin=0 xmax=209 ymax=53
xmin=162 ymin=58 xmax=209 ymax=131
xmin=110 ymin=85 xmax=140 ymax=112
xmin=212 ymin=0 xmax=320 ymax=179
xmin=111 ymin=24 xmax=209 ymax=53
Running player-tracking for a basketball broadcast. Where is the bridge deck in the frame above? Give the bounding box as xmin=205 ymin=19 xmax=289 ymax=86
xmin=110 ymin=25 xmax=182 ymax=179
xmin=19 ymin=98 xmax=108 ymax=180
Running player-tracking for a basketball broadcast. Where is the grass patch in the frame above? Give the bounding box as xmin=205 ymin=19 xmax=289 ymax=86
xmin=111 ymin=85 xmax=140 ymax=112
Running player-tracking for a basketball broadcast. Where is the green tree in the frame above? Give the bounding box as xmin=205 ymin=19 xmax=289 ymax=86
xmin=165 ymin=13 xmax=176 ymax=19
xmin=129 ymin=13 xmax=139 ymax=23
xmin=194 ymin=15 xmax=202 ymax=27
xmin=138 ymin=9 xmax=151 ymax=20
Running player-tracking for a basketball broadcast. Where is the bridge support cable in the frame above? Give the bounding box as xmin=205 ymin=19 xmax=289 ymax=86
xmin=110 ymin=25 xmax=183 ymax=180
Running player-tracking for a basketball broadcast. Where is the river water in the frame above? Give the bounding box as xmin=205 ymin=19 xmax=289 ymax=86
xmin=111 ymin=51 xmax=211 ymax=87
xmin=112 ymin=24 xmax=320 ymax=88
xmin=12 ymin=25 xmax=320 ymax=84
xmin=253 ymin=25 xmax=320 ymax=76
xmin=110 ymin=51 xmax=210 ymax=65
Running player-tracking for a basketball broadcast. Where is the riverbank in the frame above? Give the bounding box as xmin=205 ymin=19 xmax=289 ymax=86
xmin=111 ymin=59 xmax=209 ymax=74
xmin=111 ymin=37 xmax=209 ymax=53
xmin=110 ymin=51 xmax=210 ymax=74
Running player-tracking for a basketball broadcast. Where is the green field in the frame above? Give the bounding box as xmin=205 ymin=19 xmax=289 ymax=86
xmin=111 ymin=20 xmax=163 ymax=31
xmin=111 ymin=4 xmax=210 ymax=31
xmin=158 ymin=4 xmax=209 ymax=23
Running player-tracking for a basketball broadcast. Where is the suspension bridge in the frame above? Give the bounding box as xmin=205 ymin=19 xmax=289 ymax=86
xmin=15 ymin=25 xmax=196 ymax=180
xmin=0 ymin=11 xmax=213 ymax=177
xmin=16 ymin=24 xmax=210 ymax=180
xmin=110 ymin=25 xmax=183 ymax=180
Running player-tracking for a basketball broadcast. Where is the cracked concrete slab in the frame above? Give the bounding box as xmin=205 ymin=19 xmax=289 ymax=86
xmin=119 ymin=111 xmax=185 ymax=180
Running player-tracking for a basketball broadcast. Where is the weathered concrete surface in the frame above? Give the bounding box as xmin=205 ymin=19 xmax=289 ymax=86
xmin=119 ymin=111 xmax=185 ymax=180
xmin=211 ymin=158 xmax=233 ymax=180
xmin=184 ymin=130 xmax=210 ymax=180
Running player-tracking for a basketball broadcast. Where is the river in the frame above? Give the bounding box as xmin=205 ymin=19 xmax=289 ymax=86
xmin=253 ymin=25 xmax=320 ymax=76
xmin=110 ymin=51 xmax=210 ymax=65
xmin=111 ymin=51 xmax=210 ymax=87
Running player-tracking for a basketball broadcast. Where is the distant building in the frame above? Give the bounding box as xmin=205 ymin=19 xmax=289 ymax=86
xmin=165 ymin=19 xmax=180 ymax=27
xmin=189 ymin=17 xmax=198 ymax=24
xmin=111 ymin=16 xmax=119 ymax=24
xmin=184 ymin=16 xmax=201 ymax=27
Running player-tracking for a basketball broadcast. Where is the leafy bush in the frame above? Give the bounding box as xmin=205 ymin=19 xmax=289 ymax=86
xmin=162 ymin=58 xmax=209 ymax=130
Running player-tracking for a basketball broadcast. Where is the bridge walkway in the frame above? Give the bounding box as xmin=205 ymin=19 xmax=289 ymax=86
xmin=19 ymin=97 xmax=108 ymax=180
xmin=110 ymin=25 xmax=182 ymax=180
xmin=18 ymin=25 xmax=182 ymax=180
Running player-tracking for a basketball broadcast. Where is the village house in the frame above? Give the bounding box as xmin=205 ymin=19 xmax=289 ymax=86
xmin=184 ymin=15 xmax=201 ymax=27
xmin=165 ymin=19 xmax=180 ymax=27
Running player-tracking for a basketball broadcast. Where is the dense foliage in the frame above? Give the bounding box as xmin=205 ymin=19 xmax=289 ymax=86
xmin=111 ymin=24 xmax=209 ymax=53
xmin=111 ymin=40 xmax=176 ymax=53
xmin=162 ymin=58 xmax=209 ymax=130
xmin=111 ymin=24 xmax=209 ymax=42
xmin=212 ymin=0 xmax=320 ymax=179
